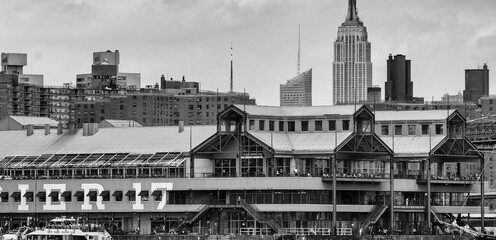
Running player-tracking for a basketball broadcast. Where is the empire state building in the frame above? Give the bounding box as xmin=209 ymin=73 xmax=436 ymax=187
xmin=333 ymin=0 xmax=372 ymax=105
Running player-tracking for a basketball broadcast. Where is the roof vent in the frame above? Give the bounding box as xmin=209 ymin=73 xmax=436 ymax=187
xmin=83 ymin=123 xmax=99 ymax=136
xmin=45 ymin=124 xmax=50 ymax=135
xmin=179 ymin=121 xmax=184 ymax=133
xmin=26 ymin=124 xmax=34 ymax=136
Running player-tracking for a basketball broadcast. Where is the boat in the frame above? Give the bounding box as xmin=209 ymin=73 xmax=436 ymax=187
xmin=25 ymin=217 xmax=112 ymax=240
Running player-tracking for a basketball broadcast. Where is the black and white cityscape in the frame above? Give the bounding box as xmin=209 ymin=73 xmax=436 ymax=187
xmin=0 ymin=1 xmax=496 ymax=240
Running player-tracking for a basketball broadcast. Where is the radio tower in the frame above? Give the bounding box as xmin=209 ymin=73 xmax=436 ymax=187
xmin=230 ymin=41 xmax=233 ymax=93
xmin=297 ymin=24 xmax=301 ymax=75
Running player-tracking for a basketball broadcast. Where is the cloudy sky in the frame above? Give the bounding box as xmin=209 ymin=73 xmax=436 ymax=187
xmin=1 ymin=0 xmax=496 ymax=106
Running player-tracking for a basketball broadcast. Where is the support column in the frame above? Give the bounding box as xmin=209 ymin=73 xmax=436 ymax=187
xmin=426 ymin=157 xmax=431 ymax=234
xmin=481 ymin=156 xmax=485 ymax=232
xmin=332 ymin=155 xmax=337 ymax=235
xmin=389 ymin=155 xmax=394 ymax=233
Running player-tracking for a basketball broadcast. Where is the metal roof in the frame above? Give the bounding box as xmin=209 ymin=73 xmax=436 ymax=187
xmin=0 ymin=125 xmax=217 ymax=158
xmin=380 ymin=135 xmax=446 ymax=157
xmin=235 ymin=105 xmax=357 ymax=117
xmin=5 ymin=116 xmax=59 ymax=126
xmin=375 ymin=110 xmax=455 ymax=122
xmin=250 ymin=131 xmax=353 ymax=154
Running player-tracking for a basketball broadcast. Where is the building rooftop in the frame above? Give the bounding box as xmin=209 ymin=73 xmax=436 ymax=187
xmin=0 ymin=125 xmax=217 ymax=158
xmin=237 ymin=104 xmax=356 ymax=117
xmin=2 ymin=116 xmax=59 ymax=127
xmin=250 ymin=131 xmax=352 ymax=154
xmin=375 ymin=109 xmax=455 ymax=122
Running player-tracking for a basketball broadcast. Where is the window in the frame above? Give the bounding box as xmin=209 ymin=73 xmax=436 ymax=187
xmin=408 ymin=125 xmax=416 ymax=135
xmin=51 ymin=192 xmax=59 ymax=202
xmin=249 ymin=120 xmax=255 ymax=130
xmin=288 ymin=121 xmax=295 ymax=132
xmin=12 ymin=192 xmax=21 ymax=202
xmin=128 ymin=192 xmax=136 ymax=202
xmin=342 ymin=120 xmax=350 ymax=131
xmin=381 ymin=125 xmax=389 ymax=135
xmin=154 ymin=191 xmax=163 ymax=201
xmin=26 ymin=192 xmax=34 ymax=202
xmin=279 ymin=121 xmax=284 ymax=131
xmin=301 ymin=121 xmax=309 ymax=131
xmin=259 ymin=120 xmax=265 ymax=131
xmin=114 ymin=191 xmax=123 ymax=201
xmin=435 ymin=124 xmax=443 ymax=134
xmin=269 ymin=121 xmax=275 ymax=131
xmin=359 ymin=120 xmax=371 ymax=133
xmin=395 ymin=125 xmax=402 ymax=135
xmin=140 ymin=191 xmax=149 ymax=201
xmin=421 ymin=125 xmax=429 ymax=135
xmin=329 ymin=120 xmax=336 ymax=131
xmin=315 ymin=120 xmax=322 ymax=131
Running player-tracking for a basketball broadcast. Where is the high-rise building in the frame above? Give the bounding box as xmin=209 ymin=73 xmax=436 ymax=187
xmin=76 ymin=50 xmax=141 ymax=90
xmin=333 ymin=0 xmax=372 ymax=105
xmin=385 ymin=54 xmax=413 ymax=102
xmin=0 ymin=53 xmax=44 ymax=120
xmin=280 ymin=69 xmax=312 ymax=107
xmin=464 ymin=63 xmax=489 ymax=103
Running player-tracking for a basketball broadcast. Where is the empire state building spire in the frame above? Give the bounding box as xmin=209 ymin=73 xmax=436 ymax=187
xmin=346 ymin=0 xmax=359 ymax=21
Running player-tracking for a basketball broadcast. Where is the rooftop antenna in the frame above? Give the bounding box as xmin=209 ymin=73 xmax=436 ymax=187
xmin=297 ymin=24 xmax=301 ymax=75
xmin=230 ymin=41 xmax=233 ymax=93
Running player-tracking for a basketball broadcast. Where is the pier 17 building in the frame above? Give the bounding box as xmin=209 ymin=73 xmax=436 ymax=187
xmin=0 ymin=104 xmax=487 ymax=236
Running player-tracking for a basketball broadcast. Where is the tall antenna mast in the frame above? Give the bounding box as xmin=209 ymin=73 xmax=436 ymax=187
xmin=297 ymin=24 xmax=301 ymax=75
xmin=230 ymin=41 xmax=234 ymax=93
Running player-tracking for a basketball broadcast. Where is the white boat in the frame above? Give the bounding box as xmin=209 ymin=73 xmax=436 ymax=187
xmin=25 ymin=217 xmax=112 ymax=240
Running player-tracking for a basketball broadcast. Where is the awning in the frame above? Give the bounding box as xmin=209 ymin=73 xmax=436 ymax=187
xmin=125 ymin=191 xmax=135 ymax=196
xmin=10 ymin=192 xmax=20 ymax=198
xmin=138 ymin=191 xmax=149 ymax=197
xmin=35 ymin=192 xmax=45 ymax=198
xmin=48 ymin=192 xmax=58 ymax=198
xmin=61 ymin=191 xmax=71 ymax=197
xmin=100 ymin=191 xmax=110 ymax=197
xmin=23 ymin=192 xmax=33 ymax=198
xmin=112 ymin=191 xmax=123 ymax=197
xmin=151 ymin=190 xmax=162 ymax=197
xmin=0 ymin=192 xmax=8 ymax=198
xmin=74 ymin=191 xmax=84 ymax=197
xmin=86 ymin=191 xmax=97 ymax=197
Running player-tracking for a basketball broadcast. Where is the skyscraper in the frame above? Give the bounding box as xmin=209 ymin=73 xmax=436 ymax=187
xmin=333 ymin=0 xmax=372 ymax=105
xmin=385 ymin=54 xmax=413 ymax=102
xmin=464 ymin=63 xmax=489 ymax=103
xmin=280 ymin=69 xmax=312 ymax=107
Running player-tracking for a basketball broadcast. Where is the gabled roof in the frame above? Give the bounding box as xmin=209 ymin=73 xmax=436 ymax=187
xmin=375 ymin=110 xmax=455 ymax=122
xmin=0 ymin=125 xmax=217 ymax=158
xmin=380 ymin=135 xmax=446 ymax=157
xmin=250 ymin=131 xmax=353 ymax=154
xmin=234 ymin=104 xmax=357 ymax=117
xmin=5 ymin=116 xmax=59 ymax=126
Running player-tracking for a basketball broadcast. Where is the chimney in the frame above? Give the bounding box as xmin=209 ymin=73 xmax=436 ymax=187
xmin=69 ymin=124 xmax=76 ymax=135
xmin=83 ymin=123 xmax=99 ymax=136
xmin=179 ymin=121 xmax=184 ymax=133
xmin=26 ymin=124 xmax=34 ymax=136
xmin=57 ymin=123 xmax=63 ymax=135
xmin=45 ymin=124 xmax=50 ymax=135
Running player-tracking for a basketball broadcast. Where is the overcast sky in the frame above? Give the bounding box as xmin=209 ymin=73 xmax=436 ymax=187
xmin=1 ymin=0 xmax=496 ymax=106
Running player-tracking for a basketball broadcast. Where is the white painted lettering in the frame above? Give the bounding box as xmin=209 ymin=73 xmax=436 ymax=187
xmin=132 ymin=183 xmax=143 ymax=210
xmin=43 ymin=184 xmax=66 ymax=211
xmin=18 ymin=184 xmax=29 ymax=211
xmin=81 ymin=183 xmax=105 ymax=210
xmin=151 ymin=183 xmax=173 ymax=210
